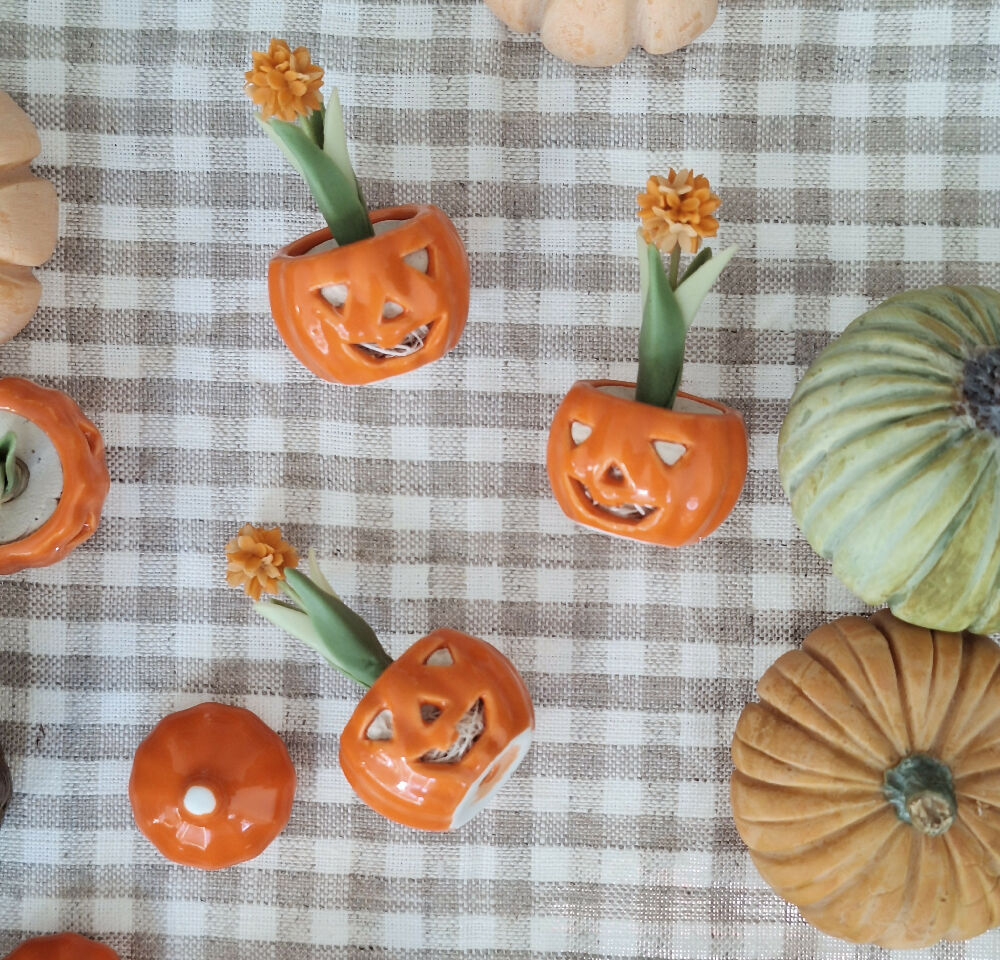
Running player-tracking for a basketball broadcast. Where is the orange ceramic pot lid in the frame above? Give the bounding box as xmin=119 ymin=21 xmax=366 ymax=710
xmin=3 ymin=933 xmax=119 ymax=959
xmin=547 ymin=379 xmax=747 ymax=547
xmin=267 ymin=204 xmax=469 ymax=385
xmin=129 ymin=702 xmax=295 ymax=870
xmin=0 ymin=377 xmax=109 ymax=575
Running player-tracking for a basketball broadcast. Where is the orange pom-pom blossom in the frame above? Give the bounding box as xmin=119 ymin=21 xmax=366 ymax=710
xmin=244 ymin=38 xmax=324 ymax=123
xmin=636 ymin=170 xmax=721 ymax=255
xmin=225 ymin=524 xmax=299 ymax=600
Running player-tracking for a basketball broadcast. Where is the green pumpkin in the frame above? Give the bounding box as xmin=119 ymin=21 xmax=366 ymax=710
xmin=779 ymin=285 xmax=1000 ymax=633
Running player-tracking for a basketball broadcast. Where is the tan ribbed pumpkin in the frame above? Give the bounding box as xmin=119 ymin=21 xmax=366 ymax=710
xmin=0 ymin=90 xmax=58 ymax=344
xmin=731 ymin=611 xmax=1000 ymax=948
xmin=484 ymin=0 xmax=717 ymax=67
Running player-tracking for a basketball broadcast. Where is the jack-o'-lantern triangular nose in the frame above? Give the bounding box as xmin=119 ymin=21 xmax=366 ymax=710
xmin=601 ymin=463 xmax=627 ymax=486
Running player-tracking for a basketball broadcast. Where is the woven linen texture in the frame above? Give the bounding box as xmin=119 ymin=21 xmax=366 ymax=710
xmin=1 ymin=0 xmax=999 ymax=957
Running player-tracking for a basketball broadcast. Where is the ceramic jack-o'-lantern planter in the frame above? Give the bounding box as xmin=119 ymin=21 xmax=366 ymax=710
xmin=0 ymin=90 xmax=59 ymax=344
xmin=246 ymin=40 xmax=469 ymax=384
xmin=129 ymin=702 xmax=296 ymax=870
xmin=0 ymin=378 xmax=109 ymax=574
xmin=547 ymin=171 xmax=747 ymax=546
xmin=226 ymin=524 xmax=534 ymax=831
xmin=3 ymin=934 xmax=120 ymax=960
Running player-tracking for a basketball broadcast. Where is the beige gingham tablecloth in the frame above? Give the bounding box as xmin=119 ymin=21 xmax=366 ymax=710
xmin=1 ymin=0 xmax=999 ymax=957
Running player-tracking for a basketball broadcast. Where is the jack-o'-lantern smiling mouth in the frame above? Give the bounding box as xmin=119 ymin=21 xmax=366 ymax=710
xmin=354 ymin=322 xmax=434 ymax=361
xmin=571 ymin=479 xmax=659 ymax=525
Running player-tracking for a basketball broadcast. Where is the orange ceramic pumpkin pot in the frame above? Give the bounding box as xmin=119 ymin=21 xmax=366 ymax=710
xmin=0 ymin=378 xmax=109 ymax=575
xmin=547 ymin=379 xmax=747 ymax=546
xmin=268 ymin=204 xmax=469 ymax=385
xmin=129 ymin=702 xmax=296 ymax=870
xmin=340 ymin=628 xmax=534 ymax=831
xmin=3 ymin=934 xmax=119 ymax=960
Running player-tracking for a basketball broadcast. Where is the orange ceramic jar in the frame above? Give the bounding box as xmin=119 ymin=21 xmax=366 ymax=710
xmin=3 ymin=933 xmax=119 ymax=960
xmin=267 ymin=204 xmax=469 ymax=385
xmin=0 ymin=378 xmax=109 ymax=575
xmin=340 ymin=628 xmax=534 ymax=831
xmin=547 ymin=379 xmax=747 ymax=546
xmin=129 ymin=702 xmax=295 ymax=870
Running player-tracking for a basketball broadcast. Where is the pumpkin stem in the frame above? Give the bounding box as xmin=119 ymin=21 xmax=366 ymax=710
xmin=0 ymin=432 xmax=28 ymax=505
xmin=883 ymin=754 xmax=956 ymax=837
xmin=962 ymin=346 xmax=1000 ymax=436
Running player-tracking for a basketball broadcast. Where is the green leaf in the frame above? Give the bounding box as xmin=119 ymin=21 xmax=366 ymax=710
xmin=323 ymin=87 xmax=369 ymax=217
xmin=635 ymin=234 xmax=686 ymax=410
xmin=679 ymin=247 xmax=713 ymax=284
xmin=259 ymin=115 xmax=374 ymax=245
xmin=674 ymin=244 xmax=737 ymax=331
xmin=279 ymin=568 xmax=393 ymax=688
xmin=307 ymin=549 xmax=337 ymax=597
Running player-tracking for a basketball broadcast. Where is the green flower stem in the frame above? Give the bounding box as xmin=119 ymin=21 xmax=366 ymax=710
xmin=635 ymin=235 xmax=686 ymax=410
xmin=668 ymin=246 xmax=681 ymax=290
xmin=633 ymin=238 xmax=739 ymax=411
xmin=0 ymin=432 xmax=27 ymax=505
xmin=259 ymin=94 xmax=374 ymax=246
xmin=256 ymin=567 xmax=393 ymax=689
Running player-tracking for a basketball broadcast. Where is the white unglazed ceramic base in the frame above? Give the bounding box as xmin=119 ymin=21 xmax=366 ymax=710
xmin=0 ymin=410 xmax=62 ymax=545
xmin=449 ymin=727 xmax=533 ymax=829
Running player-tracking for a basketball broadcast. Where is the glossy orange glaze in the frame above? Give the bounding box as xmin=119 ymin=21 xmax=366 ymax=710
xmin=3 ymin=933 xmax=119 ymax=960
xmin=0 ymin=378 xmax=109 ymax=575
xmin=129 ymin=702 xmax=295 ymax=870
xmin=268 ymin=204 xmax=469 ymax=384
xmin=340 ymin=629 xmax=534 ymax=831
xmin=547 ymin=379 xmax=747 ymax=546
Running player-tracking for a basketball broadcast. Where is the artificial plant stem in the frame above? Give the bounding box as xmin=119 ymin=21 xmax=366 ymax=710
xmin=301 ymin=103 xmax=325 ymax=149
xmin=279 ymin=568 xmax=393 ymax=688
xmin=259 ymin=116 xmax=374 ymax=245
xmin=635 ymin=235 xmax=687 ymax=411
xmin=0 ymin=432 xmax=27 ymax=505
xmin=668 ymin=246 xmax=681 ymax=290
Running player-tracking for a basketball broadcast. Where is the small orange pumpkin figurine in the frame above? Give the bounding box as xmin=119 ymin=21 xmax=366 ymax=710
xmin=227 ymin=524 xmax=534 ymax=830
xmin=245 ymin=40 xmax=469 ymax=385
xmin=3 ymin=933 xmax=119 ymax=960
xmin=0 ymin=377 xmax=109 ymax=574
xmin=129 ymin=702 xmax=296 ymax=870
xmin=547 ymin=171 xmax=747 ymax=546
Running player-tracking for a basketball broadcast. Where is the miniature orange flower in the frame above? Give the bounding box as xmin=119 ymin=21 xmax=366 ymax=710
xmin=244 ymin=39 xmax=324 ymax=123
xmin=226 ymin=523 xmax=299 ymax=600
xmin=637 ymin=170 xmax=721 ymax=254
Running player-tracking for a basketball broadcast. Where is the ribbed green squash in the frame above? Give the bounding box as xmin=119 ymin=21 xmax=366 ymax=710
xmin=779 ymin=286 xmax=1000 ymax=634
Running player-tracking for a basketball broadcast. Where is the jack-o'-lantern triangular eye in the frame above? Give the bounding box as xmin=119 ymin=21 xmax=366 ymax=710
xmin=366 ymin=709 xmax=393 ymax=741
xmin=570 ymin=421 xmax=593 ymax=445
xmin=382 ymin=300 xmax=405 ymax=320
xmin=653 ymin=439 xmax=687 ymax=466
xmin=424 ymin=648 xmax=454 ymax=666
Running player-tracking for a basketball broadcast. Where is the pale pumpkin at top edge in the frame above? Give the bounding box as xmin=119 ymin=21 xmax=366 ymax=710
xmin=483 ymin=0 xmax=718 ymax=67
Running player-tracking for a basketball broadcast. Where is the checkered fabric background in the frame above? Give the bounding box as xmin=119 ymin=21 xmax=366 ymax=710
xmin=1 ymin=0 xmax=998 ymax=957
